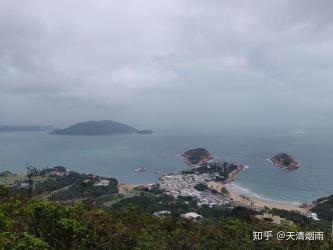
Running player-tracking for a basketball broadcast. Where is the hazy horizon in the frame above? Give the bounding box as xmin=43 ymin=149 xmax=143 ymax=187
xmin=1 ymin=0 xmax=333 ymax=129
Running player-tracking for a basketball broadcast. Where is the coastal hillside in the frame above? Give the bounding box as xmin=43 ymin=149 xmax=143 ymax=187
xmin=0 ymin=167 xmax=118 ymax=201
xmin=50 ymin=120 xmax=150 ymax=135
xmin=0 ymin=185 xmax=332 ymax=249
xmin=311 ymin=195 xmax=333 ymax=221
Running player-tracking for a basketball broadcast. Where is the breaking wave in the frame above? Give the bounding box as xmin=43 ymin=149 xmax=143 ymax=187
xmin=225 ymin=182 xmax=302 ymax=206
xmin=266 ymin=159 xmax=273 ymax=165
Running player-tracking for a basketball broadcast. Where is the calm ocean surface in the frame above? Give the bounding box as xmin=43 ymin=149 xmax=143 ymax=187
xmin=0 ymin=127 xmax=332 ymax=203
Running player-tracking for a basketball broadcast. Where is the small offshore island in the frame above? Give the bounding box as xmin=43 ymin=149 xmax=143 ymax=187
xmin=180 ymin=148 xmax=214 ymax=166
xmin=271 ymin=153 xmax=301 ymax=170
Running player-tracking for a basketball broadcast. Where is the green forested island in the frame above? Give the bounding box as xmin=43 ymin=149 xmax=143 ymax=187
xmin=50 ymin=120 xmax=152 ymax=136
xmin=181 ymin=148 xmax=214 ymax=166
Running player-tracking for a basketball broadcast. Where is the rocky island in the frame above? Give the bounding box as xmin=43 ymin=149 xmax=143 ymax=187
xmin=271 ymin=153 xmax=300 ymax=170
xmin=180 ymin=148 xmax=214 ymax=166
xmin=50 ymin=120 xmax=152 ymax=136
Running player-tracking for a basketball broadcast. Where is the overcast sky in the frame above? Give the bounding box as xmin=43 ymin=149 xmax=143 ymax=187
xmin=0 ymin=0 xmax=333 ymax=129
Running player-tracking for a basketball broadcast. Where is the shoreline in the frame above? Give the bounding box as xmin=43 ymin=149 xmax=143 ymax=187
xmin=201 ymin=164 xmax=311 ymax=215
xmin=155 ymin=161 xmax=311 ymax=214
xmin=228 ymin=190 xmax=310 ymax=215
xmin=224 ymin=182 xmax=311 ymax=215
xmin=220 ymin=164 xmax=310 ymax=214
xmin=222 ymin=164 xmax=245 ymax=184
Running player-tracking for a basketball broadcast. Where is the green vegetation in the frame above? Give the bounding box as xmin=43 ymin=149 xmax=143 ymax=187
xmin=1 ymin=166 xmax=332 ymax=249
xmin=0 ymin=186 xmax=331 ymax=249
xmin=311 ymin=195 xmax=333 ymax=221
xmin=49 ymin=176 xmax=118 ymax=201
xmin=0 ymin=167 xmax=118 ymax=202
xmin=110 ymin=193 xmax=259 ymax=222
xmin=269 ymin=208 xmax=330 ymax=232
xmin=181 ymin=148 xmax=212 ymax=165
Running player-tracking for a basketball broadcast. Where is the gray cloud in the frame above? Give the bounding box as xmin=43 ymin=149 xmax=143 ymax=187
xmin=0 ymin=0 xmax=332 ymax=128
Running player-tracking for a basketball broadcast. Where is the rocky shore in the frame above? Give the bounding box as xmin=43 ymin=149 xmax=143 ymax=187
xmin=222 ymin=164 xmax=245 ymax=184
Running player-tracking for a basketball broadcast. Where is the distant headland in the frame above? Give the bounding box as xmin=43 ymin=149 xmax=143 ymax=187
xmin=50 ymin=120 xmax=153 ymax=136
xmin=0 ymin=125 xmax=53 ymax=132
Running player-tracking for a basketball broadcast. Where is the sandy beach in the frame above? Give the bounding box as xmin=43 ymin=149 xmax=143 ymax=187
xmin=207 ymin=178 xmax=309 ymax=215
xmin=228 ymin=191 xmax=309 ymax=215
xmin=220 ymin=164 xmax=310 ymax=214
xmin=118 ymin=183 xmax=141 ymax=193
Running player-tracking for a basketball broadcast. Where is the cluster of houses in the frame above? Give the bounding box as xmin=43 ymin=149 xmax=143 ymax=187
xmin=158 ymin=173 xmax=229 ymax=207
xmin=184 ymin=160 xmax=242 ymax=183
xmin=81 ymin=174 xmax=111 ymax=187
xmin=14 ymin=180 xmax=32 ymax=189
xmin=47 ymin=166 xmax=111 ymax=187
xmin=201 ymin=161 xmax=234 ymax=170
xmin=49 ymin=166 xmax=69 ymax=177
xmin=153 ymin=210 xmax=203 ymax=221
xmin=255 ymin=213 xmax=294 ymax=226
xmin=5 ymin=166 xmax=112 ymax=191
xmin=92 ymin=177 xmax=110 ymax=186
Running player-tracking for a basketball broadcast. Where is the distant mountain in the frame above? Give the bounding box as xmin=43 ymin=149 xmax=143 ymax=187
xmin=0 ymin=125 xmax=53 ymax=132
xmin=50 ymin=120 xmax=151 ymax=136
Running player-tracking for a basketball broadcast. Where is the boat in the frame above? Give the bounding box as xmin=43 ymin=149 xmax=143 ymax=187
xmin=134 ymin=167 xmax=147 ymax=172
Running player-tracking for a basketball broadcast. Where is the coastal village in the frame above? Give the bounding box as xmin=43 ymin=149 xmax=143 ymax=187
xmin=157 ymin=148 xmax=245 ymax=207
xmin=158 ymin=172 xmax=229 ymax=207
